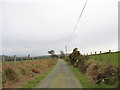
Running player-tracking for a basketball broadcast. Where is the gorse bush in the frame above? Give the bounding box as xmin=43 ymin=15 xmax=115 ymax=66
xmin=68 ymin=48 xmax=81 ymax=65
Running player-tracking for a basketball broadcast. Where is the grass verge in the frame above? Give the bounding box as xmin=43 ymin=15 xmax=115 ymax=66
xmin=23 ymin=60 xmax=57 ymax=88
xmin=68 ymin=63 xmax=117 ymax=89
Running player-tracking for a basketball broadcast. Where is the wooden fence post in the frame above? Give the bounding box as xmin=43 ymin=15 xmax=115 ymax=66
xmin=109 ymin=50 xmax=111 ymax=62
xmin=14 ymin=55 xmax=16 ymax=62
xmin=28 ymin=54 xmax=30 ymax=60
xmin=21 ymin=58 xmax=23 ymax=61
xmin=100 ymin=51 xmax=102 ymax=61
xmin=109 ymin=50 xmax=111 ymax=53
xmin=86 ymin=53 xmax=88 ymax=56
xmin=100 ymin=51 xmax=102 ymax=54
xmin=91 ymin=52 xmax=92 ymax=55
xmin=2 ymin=55 xmax=5 ymax=62
xmin=95 ymin=52 xmax=97 ymax=60
xmin=32 ymin=57 xmax=34 ymax=60
xmin=95 ymin=52 xmax=96 ymax=55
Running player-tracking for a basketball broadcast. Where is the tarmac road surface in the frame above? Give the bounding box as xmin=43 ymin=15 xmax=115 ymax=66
xmin=35 ymin=59 xmax=83 ymax=88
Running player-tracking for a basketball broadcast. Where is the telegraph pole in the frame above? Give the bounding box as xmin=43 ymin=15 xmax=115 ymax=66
xmin=65 ymin=46 xmax=67 ymax=55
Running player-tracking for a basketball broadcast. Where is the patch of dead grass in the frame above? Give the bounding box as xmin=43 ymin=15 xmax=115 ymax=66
xmin=2 ymin=58 xmax=57 ymax=88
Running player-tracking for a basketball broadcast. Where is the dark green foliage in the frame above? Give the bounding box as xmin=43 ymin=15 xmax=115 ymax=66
xmin=68 ymin=48 xmax=89 ymax=72
xmin=48 ymin=50 xmax=58 ymax=58
xmin=68 ymin=48 xmax=80 ymax=65
xmin=63 ymin=56 xmax=70 ymax=62
xmin=60 ymin=51 xmax=65 ymax=59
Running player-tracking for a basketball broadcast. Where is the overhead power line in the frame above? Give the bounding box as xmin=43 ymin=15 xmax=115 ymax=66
xmin=69 ymin=0 xmax=88 ymax=41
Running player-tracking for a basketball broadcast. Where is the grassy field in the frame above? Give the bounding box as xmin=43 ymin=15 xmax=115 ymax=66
xmin=2 ymin=58 xmax=57 ymax=88
xmin=89 ymin=52 xmax=119 ymax=66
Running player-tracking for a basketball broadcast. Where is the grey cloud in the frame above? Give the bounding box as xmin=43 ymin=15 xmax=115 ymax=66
xmin=1 ymin=0 xmax=118 ymax=56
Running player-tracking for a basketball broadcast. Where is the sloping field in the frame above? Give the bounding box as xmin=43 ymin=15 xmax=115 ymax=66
xmin=89 ymin=52 xmax=119 ymax=65
xmin=2 ymin=58 xmax=57 ymax=88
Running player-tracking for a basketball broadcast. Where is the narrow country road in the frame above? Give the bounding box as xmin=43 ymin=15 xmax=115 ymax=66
xmin=35 ymin=59 xmax=83 ymax=88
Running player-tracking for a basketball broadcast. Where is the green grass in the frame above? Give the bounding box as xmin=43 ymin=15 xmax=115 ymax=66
xmin=22 ymin=60 xmax=57 ymax=88
xmin=89 ymin=52 xmax=119 ymax=66
xmin=68 ymin=64 xmax=117 ymax=89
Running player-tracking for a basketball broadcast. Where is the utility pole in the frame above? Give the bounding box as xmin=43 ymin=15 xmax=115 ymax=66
xmin=65 ymin=46 xmax=67 ymax=55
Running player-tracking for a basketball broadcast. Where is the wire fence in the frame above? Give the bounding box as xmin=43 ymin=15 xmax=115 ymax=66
xmin=84 ymin=50 xmax=119 ymax=65
xmin=1 ymin=54 xmax=51 ymax=62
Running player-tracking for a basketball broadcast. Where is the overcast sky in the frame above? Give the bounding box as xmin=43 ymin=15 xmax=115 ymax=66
xmin=0 ymin=0 xmax=119 ymax=56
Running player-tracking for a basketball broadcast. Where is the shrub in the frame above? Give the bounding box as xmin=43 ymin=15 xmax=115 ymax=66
xmin=85 ymin=61 xmax=119 ymax=84
xmin=75 ymin=58 xmax=87 ymax=73
xmin=63 ymin=56 xmax=70 ymax=62
xmin=20 ymin=68 xmax=26 ymax=75
xmin=32 ymin=68 xmax=41 ymax=73
xmin=67 ymin=48 xmax=119 ymax=86
xmin=68 ymin=48 xmax=80 ymax=65
xmin=86 ymin=60 xmax=100 ymax=83
xmin=103 ymin=65 xmax=117 ymax=77
xmin=3 ymin=67 xmax=19 ymax=82
xmin=95 ymin=65 xmax=118 ymax=84
xmin=74 ymin=56 xmax=89 ymax=73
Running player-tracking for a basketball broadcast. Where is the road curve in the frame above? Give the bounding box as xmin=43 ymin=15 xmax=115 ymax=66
xmin=35 ymin=59 xmax=83 ymax=88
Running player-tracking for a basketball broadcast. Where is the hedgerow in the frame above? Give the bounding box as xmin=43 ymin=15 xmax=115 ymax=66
xmin=66 ymin=48 xmax=119 ymax=87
